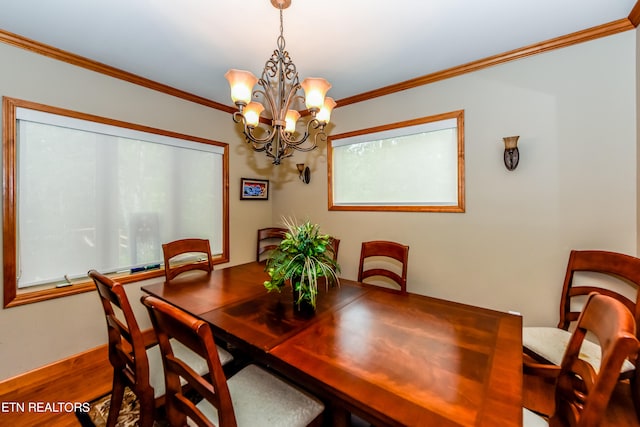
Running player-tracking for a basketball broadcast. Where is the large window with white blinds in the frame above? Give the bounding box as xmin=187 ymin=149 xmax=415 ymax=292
xmin=3 ymin=97 xmax=229 ymax=306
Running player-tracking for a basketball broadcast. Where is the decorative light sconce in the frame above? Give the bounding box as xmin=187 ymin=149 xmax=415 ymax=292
xmin=297 ymin=163 xmax=310 ymax=184
xmin=502 ymin=136 xmax=520 ymax=171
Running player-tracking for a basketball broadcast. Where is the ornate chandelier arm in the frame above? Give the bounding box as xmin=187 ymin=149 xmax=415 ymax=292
xmin=232 ymin=111 xmax=277 ymax=145
xmin=253 ymin=84 xmax=279 ymax=123
xmin=279 ymin=118 xmax=326 ymax=149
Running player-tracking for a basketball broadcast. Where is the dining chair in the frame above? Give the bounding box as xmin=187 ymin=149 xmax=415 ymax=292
xmin=522 ymin=250 xmax=640 ymax=417
xmin=89 ymin=270 xmax=232 ymax=427
xmin=328 ymin=237 xmax=340 ymax=262
xmin=141 ymin=294 xmax=325 ymax=427
xmin=162 ymin=238 xmax=213 ymax=282
xmin=357 ymin=240 xmax=409 ymax=293
xmin=256 ymin=227 xmax=287 ymax=263
xmin=523 ymin=292 xmax=639 ymax=426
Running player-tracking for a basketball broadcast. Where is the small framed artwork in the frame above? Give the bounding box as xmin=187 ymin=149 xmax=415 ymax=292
xmin=241 ymin=178 xmax=269 ymax=200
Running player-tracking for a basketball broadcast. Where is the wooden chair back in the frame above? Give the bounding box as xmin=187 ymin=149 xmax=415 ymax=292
xmin=553 ymin=293 xmax=639 ymax=426
xmin=557 ymin=250 xmax=640 ymax=330
xmin=357 ymin=240 xmax=409 ymax=293
xmin=141 ymin=295 xmax=236 ymax=427
xmin=162 ymin=238 xmax=213 ymax=282
xmin=328 ymin=237 xmax=340 ymax=262
xmin=89 ymin=269 xmax=155 ymax=427
xmin=524 ymin=249 xmax=640 ymax=421
xmin=256 ymin=227 xmax=287 ymax=263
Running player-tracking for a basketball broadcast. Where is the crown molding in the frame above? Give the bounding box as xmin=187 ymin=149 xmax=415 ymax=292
xmin=0 ymin=14 xmax=636 ymax=113
xmin=336 ymin=18 xmax=635 ymax=107
xmin=0 ymin=29 xmax=235 ymax=114
xmin=629 ymin=1 xmax=640 ymax=27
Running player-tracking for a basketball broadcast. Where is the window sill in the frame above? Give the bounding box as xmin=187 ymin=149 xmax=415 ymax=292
xmin=4 ymin=255 xmax=229 ymax=308
xmin=4 ymin=269 xmax=165 ymax=308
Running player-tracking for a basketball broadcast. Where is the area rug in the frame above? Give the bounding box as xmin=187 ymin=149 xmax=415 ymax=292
xmin=76 ymin=387 xmax=169 ymax=427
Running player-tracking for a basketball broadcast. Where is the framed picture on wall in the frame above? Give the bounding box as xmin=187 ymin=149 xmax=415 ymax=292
xmin=240 ymin=178 xmax=269 ymax=200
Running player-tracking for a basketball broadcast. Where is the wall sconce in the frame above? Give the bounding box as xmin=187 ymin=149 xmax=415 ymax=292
xmin=502 ymin=136 xmax=520 ymax=171
xmin=296 ymin=163 xmax=310 ymax=184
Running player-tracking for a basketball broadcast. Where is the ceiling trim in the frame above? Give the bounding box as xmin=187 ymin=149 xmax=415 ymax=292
xmin=0 ymin=14 xmax=636 ymax=114
xmin=630 ymin=1 xmax=640 ymax=27
xmin=336 ymin=18 xmax=635 ymax=108
xmin=0 ymin=29 xmax=235 ymax=114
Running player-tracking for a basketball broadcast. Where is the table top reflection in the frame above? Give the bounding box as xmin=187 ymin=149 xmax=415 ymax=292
xmin=142 ymin=262 xmax=522 ymax=427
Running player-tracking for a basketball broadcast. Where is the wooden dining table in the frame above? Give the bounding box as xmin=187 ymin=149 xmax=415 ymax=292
xmin=142 ymin=261 xmax=523 ymax=427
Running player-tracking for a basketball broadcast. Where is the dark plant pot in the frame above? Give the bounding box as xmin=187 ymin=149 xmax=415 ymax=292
xmin=292 ymin=284 xmax=316 ymax=318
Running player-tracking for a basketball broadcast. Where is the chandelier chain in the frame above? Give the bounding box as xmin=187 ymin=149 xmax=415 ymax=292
xmin=277 ymin=8 xmax=285 ymax=52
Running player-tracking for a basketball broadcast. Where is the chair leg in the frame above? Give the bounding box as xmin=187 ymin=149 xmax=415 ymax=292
xmin=137 ymin=388 xmax=156 ymax=427
xmin=165 ymin=395 xmax=188 ymax=427
xmin=632 ymin=372 xmax=640 ymax=422
xmin=106 ymin=376 xmax=125 ymax=427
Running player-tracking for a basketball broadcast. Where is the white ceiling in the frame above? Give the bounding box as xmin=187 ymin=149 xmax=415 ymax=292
xmin=0 ymin=0 xmax=636 ymax=107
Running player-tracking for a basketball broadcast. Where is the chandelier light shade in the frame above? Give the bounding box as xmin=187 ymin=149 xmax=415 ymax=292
xmin=300 ymin=78 xmax=331 ymax=112
xmin=243 ymin=102 xmax=265 ymax=128
xmin=225 ymin=0 xmax=334 ymax=165
xmin=317 ymin=97 xmax=337 ymax=124
xmin=225 ymin=70 xmax=259 ymax=106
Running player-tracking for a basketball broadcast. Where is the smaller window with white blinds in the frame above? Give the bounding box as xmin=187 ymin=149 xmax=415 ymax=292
xmin=328 ymin=110 xmax=465 ymax=212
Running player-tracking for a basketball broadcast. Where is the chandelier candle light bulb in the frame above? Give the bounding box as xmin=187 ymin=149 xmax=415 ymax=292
xmin=244 ymin=102 xmax=265 ymax=128
xmin=316 ymin=97 xmax=336 ymax=125
xmin=285 ymin=110 xmax=301 ymax=133
xmin=301 ymin=78 xmax=331 ymax=113
xmin=225 ymin=69 xmax=258 ymax=106
xmin=225 ymin=0 xmax=333 ymax=165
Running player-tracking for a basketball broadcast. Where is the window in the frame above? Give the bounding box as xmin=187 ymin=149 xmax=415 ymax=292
xmin=3 ymin=97 xmax=229 ymax=307
xmin=328 ymin=110 xmax=464 ymax=212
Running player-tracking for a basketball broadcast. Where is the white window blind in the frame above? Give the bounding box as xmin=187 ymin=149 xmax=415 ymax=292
xmin=16 ymin=108 xmax=224 ymax=288
xmin=331 ymin=117 xmax=460 ymax=207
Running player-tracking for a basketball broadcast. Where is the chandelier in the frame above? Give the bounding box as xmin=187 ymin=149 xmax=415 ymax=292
xmin=225 ymin=0 xmax=335 ymax=165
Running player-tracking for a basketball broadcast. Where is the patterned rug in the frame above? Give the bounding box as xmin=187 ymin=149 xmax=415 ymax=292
xmin=76 ymin=387 xmax=169 ymax=427
xmin=77 ymin=387 xmax=372 ymax=427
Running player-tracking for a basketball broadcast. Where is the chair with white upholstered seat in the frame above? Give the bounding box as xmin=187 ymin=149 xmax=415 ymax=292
xmin=522 ymin=249 xmax=640 ymax=419
xmin=89 ymin=270 xmax=233 ymax=427
xmin=328 ymin=237 xmax=340 ymax=262
xmin=358 ymin=240 xmax=409 ymax=293
xmin=523 ymin=292 xmax=639 ymax=426
xmin=256 ymin=227 xmax=287 ymax=263
xmin=141 ymin=294 xmax=324 ymax=427
xmin=162 ymin=238 xmax=214 ymax=282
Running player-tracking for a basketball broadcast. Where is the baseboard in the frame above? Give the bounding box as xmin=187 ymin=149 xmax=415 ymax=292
xmin=0 ymin=328 xmax=161 ymax=426
xmin=0 ymin=344 xmax=113 ymax=426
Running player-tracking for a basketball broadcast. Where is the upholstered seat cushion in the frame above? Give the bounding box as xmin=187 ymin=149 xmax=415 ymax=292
xmin=523 ymin=327 xmax=635 ymax=373
xmin=194 ymin=364 xmax=324 ymax=426
xmin=147 ymin=339 xmax=233 ymax=398
xmin=523 ymin=408 xmax=548 ymax=427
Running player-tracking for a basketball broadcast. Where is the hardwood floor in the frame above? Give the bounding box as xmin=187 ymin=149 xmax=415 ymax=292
xmin=524 ymin=372 xmax=639 ymax=427
xmin=30 ymin=376 xmax=640 ymax=427
xmin=5 ymin=369 xmax=638 ymax=426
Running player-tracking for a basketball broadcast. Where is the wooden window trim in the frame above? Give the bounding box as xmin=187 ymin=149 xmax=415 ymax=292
xmin=328 ymin=110 xmax=465 ymax=213
xmin=2 ymin=97 xmax=229 ymax=308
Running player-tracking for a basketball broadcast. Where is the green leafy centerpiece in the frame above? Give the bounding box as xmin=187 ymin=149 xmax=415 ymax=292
xmin=263 ymin=218 xmax=340 ymax=315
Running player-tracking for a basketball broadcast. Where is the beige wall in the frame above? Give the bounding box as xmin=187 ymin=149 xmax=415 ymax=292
xmin=0 ymin=29 xmax=637 ymax=380
xmin=0 ymin=42 xmax=274 ymax=379
xmin=637 ymin=25 xmax=640 ymax=256
xmin=274 ymin=31 xmax=638 ymax=327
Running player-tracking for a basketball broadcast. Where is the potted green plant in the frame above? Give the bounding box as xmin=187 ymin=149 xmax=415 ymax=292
xmin=263 ymin=218 xmax=340 ymax=315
